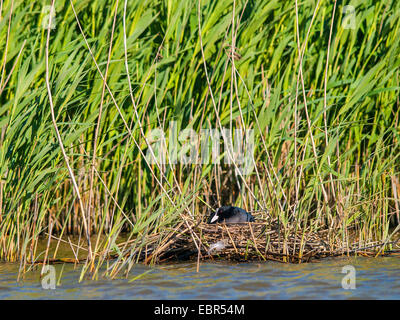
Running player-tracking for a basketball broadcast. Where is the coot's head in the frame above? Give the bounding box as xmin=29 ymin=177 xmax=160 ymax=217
xmin=208 ymin=207 xmax=224 ymax=224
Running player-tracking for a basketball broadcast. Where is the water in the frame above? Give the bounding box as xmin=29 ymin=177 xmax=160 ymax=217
xmin=1 ymin=256 xmax=399 ymax=299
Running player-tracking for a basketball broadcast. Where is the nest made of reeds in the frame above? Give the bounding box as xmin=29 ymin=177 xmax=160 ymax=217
xmin=144 ymin=220 xmax=400 ymax=264
xmin=34 ymin=220 xmax=400 ymax=266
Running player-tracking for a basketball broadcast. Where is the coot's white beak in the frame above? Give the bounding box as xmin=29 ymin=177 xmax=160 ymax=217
xmin=210 ymin=214 xmax=219 ymax=223
xmin=210 ymin=208 xmax=220 ymax=223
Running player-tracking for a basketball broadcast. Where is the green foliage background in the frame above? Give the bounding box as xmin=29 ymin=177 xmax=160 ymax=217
xmin=0 ymin=0 xmax=399 ymax=264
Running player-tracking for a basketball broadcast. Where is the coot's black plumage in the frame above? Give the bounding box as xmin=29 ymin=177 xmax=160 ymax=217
xmin=208 ymin=206 xmax=255 ymax=224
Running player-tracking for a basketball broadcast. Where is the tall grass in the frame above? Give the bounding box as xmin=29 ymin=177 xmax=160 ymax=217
xmin=0 ymin=0 xmax=399 ymax=275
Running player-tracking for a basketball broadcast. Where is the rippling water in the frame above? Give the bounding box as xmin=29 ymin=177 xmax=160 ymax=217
xmin=1 ymin=256 xmax=399 ymax=299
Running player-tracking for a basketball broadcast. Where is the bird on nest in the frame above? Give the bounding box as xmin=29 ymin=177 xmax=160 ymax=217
xmin=208 ymin=206 xmax=255 ymax=224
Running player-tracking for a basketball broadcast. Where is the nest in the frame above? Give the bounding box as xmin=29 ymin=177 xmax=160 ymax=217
xmin=33 ymin=220 xmax=400 ymax=266
xmin=147 ymin=221 xmax=400 ymax=264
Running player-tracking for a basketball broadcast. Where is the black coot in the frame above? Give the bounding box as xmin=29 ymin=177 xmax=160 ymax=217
xmin=208 ymin=206 xmax=255 ymax=224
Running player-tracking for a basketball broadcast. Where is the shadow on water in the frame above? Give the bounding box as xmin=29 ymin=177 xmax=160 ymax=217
xmin=0 ymin=256 xmax=399 ymax=299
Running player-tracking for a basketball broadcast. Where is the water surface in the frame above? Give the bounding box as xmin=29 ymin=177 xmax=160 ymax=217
xmin=0 ymin=256 xmax=399 ymax=299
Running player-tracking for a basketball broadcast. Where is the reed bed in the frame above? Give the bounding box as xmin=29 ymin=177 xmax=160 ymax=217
xmin=0 ymin=0 xmax=400 ymax=279
xmin=109 ymin=219 xmax=400 ymax=266
xmin=32 ymin=219 xmax=400 ymax=269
